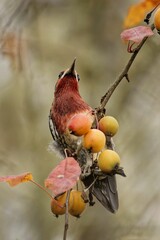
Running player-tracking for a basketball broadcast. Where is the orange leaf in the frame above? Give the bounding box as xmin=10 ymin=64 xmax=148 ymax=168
xmin=121 ymin=26 xmax=154 ymax=43
xmin=45 ymin=157 xmax=81 ymax=195
xmin=124 ymin=0 xmax=157 ymax=28
xmin=0 ymin=172 xmax=33 ymax=187
xmin=150 ymin=0 xmax=160 ymax=4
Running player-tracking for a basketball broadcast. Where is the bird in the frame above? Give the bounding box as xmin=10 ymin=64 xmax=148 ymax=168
xmin=49 ymin=59 xmax=119 ymax=213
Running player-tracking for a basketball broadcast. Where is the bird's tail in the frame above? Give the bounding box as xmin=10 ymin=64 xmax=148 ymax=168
xmin=82 ymin=173 xmax=118 ymax=213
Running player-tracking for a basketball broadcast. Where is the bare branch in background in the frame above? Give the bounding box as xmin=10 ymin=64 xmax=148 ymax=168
xmin=96 ymin=24 xmax=155 ymax=117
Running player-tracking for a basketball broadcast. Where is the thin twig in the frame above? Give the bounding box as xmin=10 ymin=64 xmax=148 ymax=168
xmin=83 ymin=176 xmax=98 ymax=192
xmin=96 ymin=24 xmax=155 ymax=115
xmin=63 ymin=190 xmax=70 ymax=240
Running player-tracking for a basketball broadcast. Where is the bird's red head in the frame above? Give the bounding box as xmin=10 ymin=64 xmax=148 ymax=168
xmin=51 ymin=59 xmax=92 ymax=134
xmin=54 ymin=59 xmax=80 ymax=97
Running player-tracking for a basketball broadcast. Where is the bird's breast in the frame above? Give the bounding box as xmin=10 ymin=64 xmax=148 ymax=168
xmin=51 ymin=92 xmax=93 ymax=134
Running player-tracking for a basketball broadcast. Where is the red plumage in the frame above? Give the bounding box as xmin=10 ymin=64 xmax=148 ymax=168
xmin=49 ymin=59 xmax=119 ymax=213
xmin=49 ymin=59 xmax=94 ymax=160
xmin=51 ymin=75 xmax=92 ymax=133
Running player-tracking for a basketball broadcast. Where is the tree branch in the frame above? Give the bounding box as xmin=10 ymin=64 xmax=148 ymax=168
xmin=63 ymin=190 xmax=70 ymax=240
xmin=96 ymin=24 xmax=155 ymax=115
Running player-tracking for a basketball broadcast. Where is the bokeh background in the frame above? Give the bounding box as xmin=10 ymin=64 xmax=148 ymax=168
xmin=0 ymin=0 xmax=160 ymax=239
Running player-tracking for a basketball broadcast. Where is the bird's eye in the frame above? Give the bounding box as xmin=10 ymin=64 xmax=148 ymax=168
xmin=77 ymin=74 xmax=80 ymax=81
xmin=58 ymin=71 xmax=64 ymax=79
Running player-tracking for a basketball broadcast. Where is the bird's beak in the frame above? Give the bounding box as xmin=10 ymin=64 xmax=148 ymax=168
xmin=67 ymin=58 xmax=76 ymax=75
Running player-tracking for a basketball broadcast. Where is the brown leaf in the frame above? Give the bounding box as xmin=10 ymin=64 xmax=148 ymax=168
xmin=0 ymin=172 xmax=33 ymax=187
xmin=0 ymin=32 xmax=27 ymax=71
xmin=121 ymin=26 xmax=154 ymax=43
xmin=45 ymin=157 xmax=81 ymax=195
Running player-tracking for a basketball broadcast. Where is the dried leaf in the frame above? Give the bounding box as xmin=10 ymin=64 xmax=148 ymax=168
xmin=45 ymin=157 xmax=81 ymax=195
xmin=124 ymin=0 xmax=158 ymax=28
xmin=0 ymin=172 xmax=33 ymax=187
xmin=121 ymin=26 xmax=154 ymax=43
xmin=0 ymin=32 xmax=26 ymax=71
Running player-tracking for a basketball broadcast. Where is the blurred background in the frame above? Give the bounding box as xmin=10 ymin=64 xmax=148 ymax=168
xmin=0 ymin=0 xmax=160 ymax=239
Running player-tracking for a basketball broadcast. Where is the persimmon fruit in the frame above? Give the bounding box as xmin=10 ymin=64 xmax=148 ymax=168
xmin=51 ymin=191 xmax=73 ymax=216
xmin=154 ymin=8 xmax=160 ymax=33
xmin=99 ymin=116 xmax=119 ymax=136
xmin=51 ymin=190 xmax=86 ymax=218
xmin=68 ymin=113 xmax=93 ymax=136
xmin=98 ymin=149 xmax=120 ymax=173
xmin=83 ymin=129 xmax=106 ymax=153
xmin=69 ymin=190 xmax=86 ymax=218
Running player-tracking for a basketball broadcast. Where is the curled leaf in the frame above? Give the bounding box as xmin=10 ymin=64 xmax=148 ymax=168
xmin=121 ymin=26 xmax=154 ymax=43
xmin=45 ymin=157 xmax=81 ymax=195
xmin=0 ymin=172 xmax=33 ymax=187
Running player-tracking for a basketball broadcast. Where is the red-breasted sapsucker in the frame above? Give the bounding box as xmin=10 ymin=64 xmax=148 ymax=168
xmin=49 ymin=59 xmax=119 ymax=213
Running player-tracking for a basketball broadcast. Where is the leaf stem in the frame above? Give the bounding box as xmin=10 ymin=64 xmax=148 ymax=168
xmin=29 ymin=179 xmax=63 ymax=208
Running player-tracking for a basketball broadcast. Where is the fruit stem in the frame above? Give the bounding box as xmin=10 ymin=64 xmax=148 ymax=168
xmin=84 ymin=176 xmax=98 ymax=192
